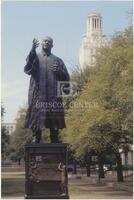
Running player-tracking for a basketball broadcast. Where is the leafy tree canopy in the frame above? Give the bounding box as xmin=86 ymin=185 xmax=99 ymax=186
xmin=61 ymin=26 xmax=133 ymax=160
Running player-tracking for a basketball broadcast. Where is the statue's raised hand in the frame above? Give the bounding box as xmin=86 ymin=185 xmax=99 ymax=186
xmin=32 ymin=38 xmax=39 ymax=50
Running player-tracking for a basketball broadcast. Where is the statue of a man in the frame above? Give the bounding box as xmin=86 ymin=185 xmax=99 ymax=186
xmin=24 ymin=37 xmax=70 ymax=143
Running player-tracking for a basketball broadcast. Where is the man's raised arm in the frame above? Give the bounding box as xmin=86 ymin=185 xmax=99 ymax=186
xmin=24 ymin=38 xmax=39 ymax=75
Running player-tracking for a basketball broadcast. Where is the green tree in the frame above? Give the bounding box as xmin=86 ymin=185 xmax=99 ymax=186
xmin=9 ymin=107 xmax=32 ymax=164
xmin=61 ymin=26 xmax=133 ymax=182
xmin=9 ymin=107 xmax=50 ymax=164
xmin=1 ymin=106 xmax=10 ymax=159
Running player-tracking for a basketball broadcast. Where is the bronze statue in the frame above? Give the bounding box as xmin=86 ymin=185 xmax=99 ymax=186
xmin=24 ymin=36 xmax=70 ymax=143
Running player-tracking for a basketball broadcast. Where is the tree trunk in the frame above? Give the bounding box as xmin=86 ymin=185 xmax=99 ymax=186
xmin=116 ymin=153 xmax=124 ymax=182
xmin=85 ymin=154 xmax=91 ymax=177
xmin=98 ymin=153 xmax=105 ymax=178
xmin=18 ymin=158 xmax=21 ymax=166
xmin=86 ymin=164 xmax=90 ymax=177
xmin=73 ymin=159 xmax=77 ymax=174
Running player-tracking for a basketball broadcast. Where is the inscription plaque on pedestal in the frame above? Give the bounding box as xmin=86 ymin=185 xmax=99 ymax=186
xmin=25 ymin=143 xmax=69 ymax=199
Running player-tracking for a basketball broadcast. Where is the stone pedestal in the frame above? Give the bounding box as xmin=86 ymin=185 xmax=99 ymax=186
xmin=25 ymin=143 xmax=69 ymax=199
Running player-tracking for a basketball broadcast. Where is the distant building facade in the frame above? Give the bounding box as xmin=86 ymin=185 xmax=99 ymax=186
xmin=79 ymin=13 xmax=108 ymax=70
xmin=120 ymin=146 xmax=133 ymax=166
xmin=2 ymin=122 xmax=16 ymax=135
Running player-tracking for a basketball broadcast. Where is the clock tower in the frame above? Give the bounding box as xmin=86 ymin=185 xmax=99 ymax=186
xmin=87 ymin=13 xmax=102 ymax=39
xmin=79 ymin=13 xmax=108 ymax=70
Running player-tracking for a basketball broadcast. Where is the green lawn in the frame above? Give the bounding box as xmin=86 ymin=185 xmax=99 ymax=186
xmin=2 ymin=170 xmax=133 ymax=199
xmin=2 ymin=177 xmax=25 ymax=197
xmin=1 ymin=171 xmax=90 ymax=198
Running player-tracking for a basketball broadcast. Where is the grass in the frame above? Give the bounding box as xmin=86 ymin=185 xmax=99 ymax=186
xmin=2 ymin=168 xmax=25 ymax=197
xmin=2 ymin=178 xmax=92 ymax=198
xmin=1 ymin=171 xmax=91 ymax=198
xmin=2 ymin=177 xmax=25 ymax=196
xmin=2 ymin=169 xmax=133 ymax=198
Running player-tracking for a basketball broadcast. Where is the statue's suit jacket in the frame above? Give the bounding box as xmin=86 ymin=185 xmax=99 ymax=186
xmin=24 ymin=49 xmax=70 ymax=131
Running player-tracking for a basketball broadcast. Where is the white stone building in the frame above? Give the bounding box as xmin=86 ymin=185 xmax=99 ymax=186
xmin=79 ymin=13 xmax=108 ymax=70
xmin=119 ymin=145 xmax=133 ymax=166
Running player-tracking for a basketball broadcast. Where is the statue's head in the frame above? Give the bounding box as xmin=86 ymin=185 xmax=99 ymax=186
xmin=41 ymin=36 xmax=53 ymax=51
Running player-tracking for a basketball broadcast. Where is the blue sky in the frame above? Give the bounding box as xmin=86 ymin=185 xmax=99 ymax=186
xmin=2 ymin=1 xmax=132 ymax=122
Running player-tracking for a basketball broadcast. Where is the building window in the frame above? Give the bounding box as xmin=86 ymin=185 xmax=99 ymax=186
xmin=95 ymin=18 xmax=96 ymax=29
xmin=92 ymin=18 xmax=94 ymax=30
xmin=100 ymin=19 xmax=102 ymax=29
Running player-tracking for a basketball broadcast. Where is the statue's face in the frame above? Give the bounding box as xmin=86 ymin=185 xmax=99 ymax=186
xmin=41 ymin=37 xmax=53 ymax=51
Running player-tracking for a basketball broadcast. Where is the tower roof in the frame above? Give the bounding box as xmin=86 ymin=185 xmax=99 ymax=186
xmin=88 ymin=13 xmax=102 ymax=18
